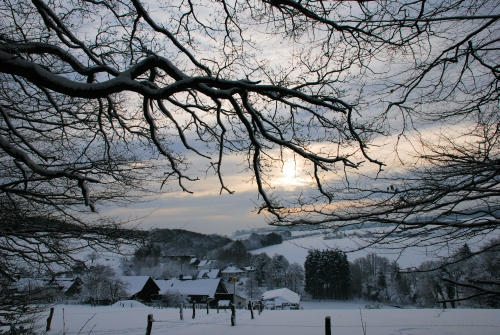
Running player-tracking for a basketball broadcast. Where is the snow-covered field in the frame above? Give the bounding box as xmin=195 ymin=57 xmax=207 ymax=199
xmin=42 ymin=301 xmax=500 ymax=335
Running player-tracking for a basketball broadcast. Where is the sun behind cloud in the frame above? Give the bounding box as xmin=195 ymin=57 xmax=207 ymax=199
xmin=276 ymin=159 xmax=310 ymax=188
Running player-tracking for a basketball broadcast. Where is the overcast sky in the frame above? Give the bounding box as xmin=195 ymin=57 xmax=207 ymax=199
xmin=100 ymin=151 xmax=312 ymax=235
xmin=95 ymin=0 xmax=488 ymax=237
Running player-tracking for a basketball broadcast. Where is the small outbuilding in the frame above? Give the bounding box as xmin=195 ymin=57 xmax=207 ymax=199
xmin=221 ymin=266 xmax=244 ymax=279
xmin=215 ymin=293 xmax=247 ymax=309
xmin=261 ymin=288 xmax=300 ymax=309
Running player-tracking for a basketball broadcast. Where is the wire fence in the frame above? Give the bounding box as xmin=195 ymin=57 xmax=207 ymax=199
xmin=152 ymin=320 xmax=499 ymax=328
xmin=149 ymin=313 xmax=500 ymax=331
xmin=49 ymin=305 xmax=500 ymax=335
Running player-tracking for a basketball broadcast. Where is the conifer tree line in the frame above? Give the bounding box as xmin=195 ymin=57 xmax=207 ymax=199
xmin=304 ymin=238 xmax=500 ymax=308
xmin=305 ymin=249 xmax=351 ymax=300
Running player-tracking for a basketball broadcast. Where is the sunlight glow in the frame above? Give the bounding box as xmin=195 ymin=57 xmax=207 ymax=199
xmin=276 ymin=159 xmax=309 ymax=188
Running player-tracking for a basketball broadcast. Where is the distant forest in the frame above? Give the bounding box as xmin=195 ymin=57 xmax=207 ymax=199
xmin=142 ymin=228 xmax=286 ymax=257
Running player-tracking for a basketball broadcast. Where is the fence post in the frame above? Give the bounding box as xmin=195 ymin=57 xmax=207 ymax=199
xmin=146 ymin=314 xmax=153 ymax=335
xmin=325 ymin=316 xmax=331 ymax=335
xmin=207 ymin=302 xmax=209 ymax=314
xmin=192 ymin=302 xmax=195 ymax=319
xmin=180 ymin=303 xmax=183 ymax=320
xmin=46 ymin=307 xmax=54 ymax=331
xmin=217 ymin=303 xmax=219 ymax=313
xmin=248 ymin=301 xmax=254 ymax=319
xmin=230 ymin=303 xmax=236 ymax=326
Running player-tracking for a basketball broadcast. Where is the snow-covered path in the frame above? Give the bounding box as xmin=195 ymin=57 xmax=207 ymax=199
xmin=43 ymin=301 xmax=500 ymax=335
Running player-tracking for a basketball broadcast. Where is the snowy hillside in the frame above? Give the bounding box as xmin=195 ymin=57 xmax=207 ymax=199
xmin=249 ymin=234 xmax=448 ymax=268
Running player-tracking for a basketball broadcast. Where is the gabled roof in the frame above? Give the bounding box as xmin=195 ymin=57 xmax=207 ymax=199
xmin=155 ymin=278 xmax=225 ymax=298
xmin=221 ymin=266 xmax=244 ymax=274
xmin=120 ymin=276 xmax=158 ymax=295
xmin=198 ymin=269 xmax=220 ymax=279
xmin=52 ymin=277 xmax=82 ymax=292
xmin=261 ymin=288 xmax=300 ymax=304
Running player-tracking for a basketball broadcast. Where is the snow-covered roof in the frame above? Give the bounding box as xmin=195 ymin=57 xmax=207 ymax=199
xmin=261 ymin=288 xmax=300 ymax=305
xmin=53 ymin=277 xmax=81 ymax=292
xmin=120 ymin=276 xmax=154 ymax=295
xmin=12 ymin=278 xmax=45 ymax=291
xmin=189 ymin=258 xmax=199 ymax=265
xmin=198 ymin=269 xmax=220 ymax=279
xmin=197 ymin=260 xmax=215 ymax=268
xmin=155 ymin=278 xmax=223 ymax=298
xmin=13 ymin=277 xmax=81 ymax=292
xmin=243 ymin=266 xmax=255 ymax=271
xmin=221 ymin=266 xmax=244 ymax=274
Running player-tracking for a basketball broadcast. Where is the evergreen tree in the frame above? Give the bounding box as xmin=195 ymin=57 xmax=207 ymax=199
xmin=304 ymin=249 xmax=351 ymax=300
xmin=304 ymin=249 xmax=321 ymax=298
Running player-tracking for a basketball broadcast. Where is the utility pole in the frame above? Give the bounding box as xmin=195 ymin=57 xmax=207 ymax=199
xmin=232 ymin=277 xmax=237 ymax=305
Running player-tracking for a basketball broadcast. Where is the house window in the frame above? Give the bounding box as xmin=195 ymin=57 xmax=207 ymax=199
xmin=201 ymin=296 xmax=206 ymax=302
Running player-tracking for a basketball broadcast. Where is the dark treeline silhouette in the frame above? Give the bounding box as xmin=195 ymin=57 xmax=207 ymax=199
xmin=305 ymin=249 xmax=351 ymax=300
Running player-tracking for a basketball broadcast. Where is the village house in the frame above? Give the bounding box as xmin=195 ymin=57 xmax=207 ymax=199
xmin=12 ymin=277 xmax=83 ymax=298
xmin=155 ymin=278 xmax=228 ymax=305
xmin=197 ymin=260 xmax=216 ymax=269
xmin=11 ymin=278 xmax=46 ymax=292
xmin=189 ymin=257 xmax=200 ymax=267
xmin=221 ymin=265 xmax=244 ymax=280
xmin=197 ymin=268 xmax=220 ymax=279
xmin=243 ymin=266 xmax=255 ymax=275
xmin=120 ymin=276 xmax=160 ymax=302
xmin=52 ymin=277 xmax=84 ymax=297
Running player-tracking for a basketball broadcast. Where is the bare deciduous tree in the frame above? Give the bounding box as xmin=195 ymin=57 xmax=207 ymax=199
xmin=80 ymin=264 xmax=128 ymax=306
xmin=0 ymin=0 xmax=499 ymax=312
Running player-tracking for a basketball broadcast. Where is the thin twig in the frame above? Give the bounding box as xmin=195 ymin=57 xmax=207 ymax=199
xmin=77 ymin=313 xmax=97 ymax=335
